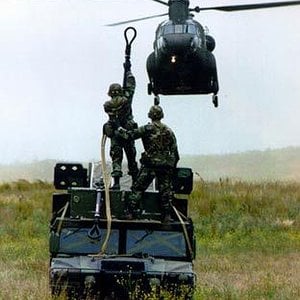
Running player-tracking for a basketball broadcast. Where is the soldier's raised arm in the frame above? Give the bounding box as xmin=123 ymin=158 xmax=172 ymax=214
xmin=123 ymin=71 xmax=136 ymax=106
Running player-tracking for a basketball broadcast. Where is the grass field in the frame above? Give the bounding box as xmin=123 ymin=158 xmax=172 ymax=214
xmin=0 ymin=180 xmax=299 ymax=299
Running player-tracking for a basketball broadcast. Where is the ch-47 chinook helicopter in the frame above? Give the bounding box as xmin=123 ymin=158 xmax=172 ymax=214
xmin=109 ymin=0 xmax=300 ymax=107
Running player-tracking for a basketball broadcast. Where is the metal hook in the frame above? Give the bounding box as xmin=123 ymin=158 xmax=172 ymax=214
xmin=123 ymin=27 xmax=137 ymax=87
xmin=88 ymin=223 xmax=101 ymax=240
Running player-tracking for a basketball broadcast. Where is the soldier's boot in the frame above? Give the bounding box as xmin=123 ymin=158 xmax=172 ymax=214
xmin=162 ymin=213 xmax=173 ymax=224
xmin=111 ymin=176 xmax=120 ymax=190
xmin=161 ymin=204 xmax=173 ymax=224
xmin=125 ymin=210 xmax=133 ymax=220
xmin=125 ymin=192 xmax=141 ymax=220
xmin=125 ymin=200 xmax=136 ymax=220
xmin=125 ymin=209 xmax=140 ymax=220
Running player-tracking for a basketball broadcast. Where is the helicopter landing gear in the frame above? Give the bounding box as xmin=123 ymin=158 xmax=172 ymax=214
xmin=154 ymin=95 xmax=160 ymax=105
xmin=147 ymin=83 xmax=152 ymax=95
xmin=212 ymin=94 xmax=218 ymax=108
xmin=147 ymin=79 xmax=159 ymax=96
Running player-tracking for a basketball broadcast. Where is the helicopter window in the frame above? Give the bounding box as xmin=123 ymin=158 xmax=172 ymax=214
xmin=164 ymin=24 xmax=189 ymax=35
xmin=187 ymin=25 xmax=197 ymax=34
xmin=163 ymin=25 xmax=174 ymax=34
xmin=156 ymin=27 xmax=163 ymax=38
xmin=174 ymin=24 xmax=185 ymax=34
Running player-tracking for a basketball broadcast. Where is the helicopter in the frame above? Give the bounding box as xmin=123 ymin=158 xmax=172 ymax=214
xmin=108 ymin=0 xmax=300 ymax=107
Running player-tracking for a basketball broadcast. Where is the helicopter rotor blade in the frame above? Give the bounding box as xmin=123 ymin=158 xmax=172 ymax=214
xmin=106 ymin=13 xmax=168 ymax=27
xmin=151 ymin=0 xmax=169 ymax=6
xmin=200 ymin=0 xmax=300 ymax=12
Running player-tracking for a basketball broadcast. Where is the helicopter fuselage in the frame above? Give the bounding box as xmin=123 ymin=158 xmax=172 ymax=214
xmin=147 ymin=19 xmax=219 ymax=96
xmin=108 ymin=0 xmax=300 ymax=105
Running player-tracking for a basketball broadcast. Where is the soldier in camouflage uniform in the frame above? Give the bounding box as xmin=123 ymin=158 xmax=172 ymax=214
xmin=123 ymin=105 xmax=179 ymax=223
xmin=103 ymin=71 xmax=139 ymax=189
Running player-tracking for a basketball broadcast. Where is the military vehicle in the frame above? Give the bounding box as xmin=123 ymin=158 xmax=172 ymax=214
xmin=49 ymin=162 xmax=196 ymax=299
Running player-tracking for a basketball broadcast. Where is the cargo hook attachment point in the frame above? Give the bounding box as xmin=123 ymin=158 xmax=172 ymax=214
xmin=124 ymin=26 xmax=137 ymax=50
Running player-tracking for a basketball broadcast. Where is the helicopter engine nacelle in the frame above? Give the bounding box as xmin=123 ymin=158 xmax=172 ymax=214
xmin=205 ymin=35 xmax=216 ymax=52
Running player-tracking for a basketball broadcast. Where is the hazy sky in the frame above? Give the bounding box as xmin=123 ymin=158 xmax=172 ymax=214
xmin=1 ymin=0 xmax=300 ymax=164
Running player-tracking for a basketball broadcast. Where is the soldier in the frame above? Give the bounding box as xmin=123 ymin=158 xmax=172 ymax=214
xmin=103 ymin=70 xmax=139 ymax=189
xmin=122 ymin=105 xmax=179 ymax=223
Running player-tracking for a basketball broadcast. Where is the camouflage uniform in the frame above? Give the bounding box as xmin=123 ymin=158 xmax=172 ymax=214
xmin=126 ymin=105 xmax=179 ymax=222
xmin=103 ymin=71 xmax=139 ymax=188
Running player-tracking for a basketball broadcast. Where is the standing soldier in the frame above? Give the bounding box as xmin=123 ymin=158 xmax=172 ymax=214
xmin=122 ymin=105 xmax=179 ymax=223
xmin=103 ymin=70 xmax=139 ymax=189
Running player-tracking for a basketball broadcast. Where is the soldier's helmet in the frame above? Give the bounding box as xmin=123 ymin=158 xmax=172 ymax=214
xmin=108 ymin=83 xmax=122 ymax=96
xmin=148 ymin=105 xmax=164 ymax=121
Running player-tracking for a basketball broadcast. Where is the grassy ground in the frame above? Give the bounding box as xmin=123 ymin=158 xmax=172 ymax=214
xmin=190 ymin=181 xmax=300 ymax=299
xmin=0 ymin=180 xmax=299 ymax=299
xmin=0 ymin=181 xmax=52 ymax=299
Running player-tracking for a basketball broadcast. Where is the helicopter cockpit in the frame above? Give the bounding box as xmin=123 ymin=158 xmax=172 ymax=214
xmin=154 ymin=20 xmax=205 ymax=55
xmin=147 ymin=17 xmax=218 ymax=102
xmin=160 ymin=23 xmax=198 ymax=35
xmin=156 ymin=19 xmax=204 ymax=37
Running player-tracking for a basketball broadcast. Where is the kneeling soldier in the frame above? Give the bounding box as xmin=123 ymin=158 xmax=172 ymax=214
xmin=122 ymin=105 xmax=179 ymax=223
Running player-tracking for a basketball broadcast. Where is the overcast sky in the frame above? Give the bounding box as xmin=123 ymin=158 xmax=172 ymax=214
xmin=1 ymin=0 xmax=300 ymax=164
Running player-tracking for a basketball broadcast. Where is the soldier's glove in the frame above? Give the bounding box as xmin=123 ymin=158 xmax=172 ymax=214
xmin=103 ymin=122 xmax=114 ymax=137
xmin=116 ymin=127 xmax=129 ymax=140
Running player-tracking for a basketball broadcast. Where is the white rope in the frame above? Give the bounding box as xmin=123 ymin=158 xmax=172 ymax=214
xmin=98 ymin=134 xmax=112 ymax=255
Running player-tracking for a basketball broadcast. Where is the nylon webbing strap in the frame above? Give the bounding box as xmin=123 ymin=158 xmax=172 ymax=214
xmin=172 ymin=204 xmax=194 ymax=258
xmin=57 ymin=202 xmax=69 ymax=235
